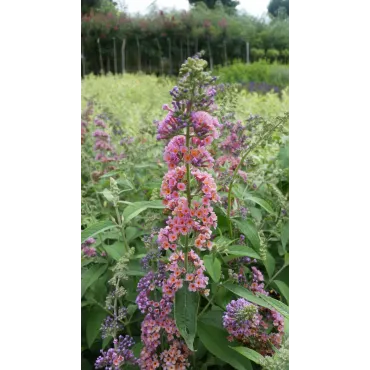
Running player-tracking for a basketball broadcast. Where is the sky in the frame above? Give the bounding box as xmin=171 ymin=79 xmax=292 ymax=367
xmin=121 ymin=0 xmax=270 ymax=17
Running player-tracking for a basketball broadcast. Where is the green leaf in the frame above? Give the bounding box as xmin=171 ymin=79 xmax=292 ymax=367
xmin=249 ymin=207 xmax=262 ymax=223
xmin=231 ymin=346 xmax=264 ymax=365
xmin=102 ymin=336 xmax=112 ymax=349
xmin=81 ymin=220 xmax=117 ymax=244
xmin=103 ymin=241 xmax=125 ymax=261
xmin=223 ymin=283 xmax=270 ymax=308
xmin=86 ymin=307 xmax=106 ymax=348
xmin=81 ymin=263 xmax=108 ymax=297
xmin=132 ymin=342 xmax=144 ymax=358
xmin=233 ymin=219 xmax=260 ymax=251
xmin=273 ymin=280 xmax=289 ymax=303
xmin=264 ymin=251 xmax=276 ymax=278
xmin=224 ymin=283 xmax=289 ymax=319
xmin=126 ymin=259 xmax=146 ymax=276
xmin=255 ymin=292 xmax=289 ymax=319
xmin=203 ymin=255 xmax=221 ymax=283
xmin=123 ymin=200 xmax=165 ymax=223
xmin=174 ymin=284 xmax=199 ymax=351
xmin=227 ymin=245 xmax=261 ymax=259
xmin=197 ymin=321 xmax=253 ymax=370
xmin=102 ymin=189 xmax=114 ymax=203
xmin=99 ymin=170 xmax=120 ymax=179
xmin=127 ymin=304 xmax=138 ymax=316
xmin=125 ymin=227 xmax=146 ymax=242
xmin=284 ymin=316 xmax=289 ymax=335
xmin=243 ymin=195 xmax=276 ymax=215
xmin=281 ymin=222 xmax=289 ymax=251
xmin=198 ymin=310 xmax=224 ymax=330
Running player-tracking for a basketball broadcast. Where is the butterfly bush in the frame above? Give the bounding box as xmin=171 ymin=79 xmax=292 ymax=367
xmin=81 ymin=101 xmax=94 ymax=144
xmin=225 ymin=255 xmax=285 ymax=357
xmin=136 ymin=53 xmax=221 ymax=369
xmin=95 ymin=335 xmax=138 ymax=370
xmin=96 ymin=250 xmax=139 ymax=370
xmin=223 ymin=298 xmax=284 ymax=356
xmin=81 ymin=237 xmax=97 ymax=257
xmin=91 ymin=114 xmax=127 ymax=181
xmin=215 ymin=120 xmax=248 ymax=185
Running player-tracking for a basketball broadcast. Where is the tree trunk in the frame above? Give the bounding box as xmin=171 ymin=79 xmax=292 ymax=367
xmin=187 ymin=35 xmax=190 ymax=57
xmin=113 ymin=38 xmax=117 ymax=74
xmin=107 ymin=56 xmax=110 ymax=74
xmin=168 ymin=37 xmax=172 ymax=75
xmin=156 ymin=38 xmax=163 ymax=75
xmin=121 ymin=38 xmax=126 ymax=74
xmin=136 ymin=35 xmax=141 ymax=72
xmin=207 ymin=36 xmax=213 ymax=70
xmin=81 ymin=40 xmax=86 ymax=78
xmin=195 ymin=37 xmax=198 ymax=53
xmin=97 ymin=38 xmax=104 ymax=75
xmin=180 ymin=39 xmax=183 ymax=64
xmin=246 ymin=41 xmax=250 ymax=64
xmin=223 ymin=39 xmax=228 ymax=66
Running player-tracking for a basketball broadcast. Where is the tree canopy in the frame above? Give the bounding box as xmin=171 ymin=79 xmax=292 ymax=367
xmin=189 ymin=0 xmax=240 ymax=10
xmin=268 ymin=0 xmax=289 ymax=18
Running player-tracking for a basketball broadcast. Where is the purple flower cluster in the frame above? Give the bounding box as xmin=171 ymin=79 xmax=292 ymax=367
xmin=100 ymin=316 xmax=123 ymax=339
xmin=228 ymin=256 xmax=268 ymax=294
xmin=223 ymin=298 xmax=284 ymax=356
xmin=81 ymin=101 xmax=94 ymax=144
xmin=136 ymin=262 xmax=190 ymax=369
xmin=215 ymin=120 xmax=250 ymax=184
xmin=93 ymin=124 xmax=116 ymax=163
xmin=95 ymin=335 xmax=138 ymax=370
xmin=240 ymin=206 xmax=248 ymax=219
xmin=100 ymin=307 xmax=128 ymax=339
xmin=249 ymin=266 xmax=267 ymax=294
xmin=119 ymin=137 xmax=134 ymax=146
xmin=136 ymin=265 xmax=168 ymax=314
xmin=81 ymin=237 xmax=96 ymax=257
xmin=91 ymin=116 xmax=128 ymax=181
xmin=140 ymin=249 xmax=162 ymax=271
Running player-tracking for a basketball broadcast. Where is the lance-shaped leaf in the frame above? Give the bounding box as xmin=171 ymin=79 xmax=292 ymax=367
xmin=81 ymin=220 xmax=117 ymax=244
xmin=231 ymin=346 xmax=264 ymax=365
xmin=174 ymin=284 xmax=199 ymax=351
xmin=233 ymin=219 xmax=260 ymax=251
xmin=197 ymin=321 xmax=252 ymax=370
xmin=123 ymin=200 xmax=165 ymax=223
xmin=203 ymin=255 xmax=221 ymax=282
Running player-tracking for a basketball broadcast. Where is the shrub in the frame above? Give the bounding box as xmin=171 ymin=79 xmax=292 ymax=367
xmin=214 ymin=60 xmax=289 ymax=89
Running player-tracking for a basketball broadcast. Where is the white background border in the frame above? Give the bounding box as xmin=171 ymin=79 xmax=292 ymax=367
xmin=0 ymin=0 xmax=369 ymax=368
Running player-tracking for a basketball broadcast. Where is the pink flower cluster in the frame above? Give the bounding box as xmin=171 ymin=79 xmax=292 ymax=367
xmin=190 ymin=111 xmax=221 ymax=139
xmin=163 ymin=135 xmax=214 ymax=169
xmin=156 ymin=106 xmax=221 ymax=142
xmin=136 ymin=261 xmax=191 ymax=369
xmin=139 ymin=58 xmax=221 ymax=368
xmin=163 ymin=250 xmax=209 ymax=297
xmin=81 ymin=237 xmax=97 ymax=257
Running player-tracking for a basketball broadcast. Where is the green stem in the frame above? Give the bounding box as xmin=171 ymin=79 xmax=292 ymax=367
xmin=88 ymin=299 xmax=126 ymax=326
xmin=184 ymin=113 xmax=192 ymax=272
xmin=266 ymin=264 xmax=288 ymax=289
xmin=115 ymin=206 xmax=129 ymax=253
xmin=197 ymin=291 xmax=217 ymax=318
